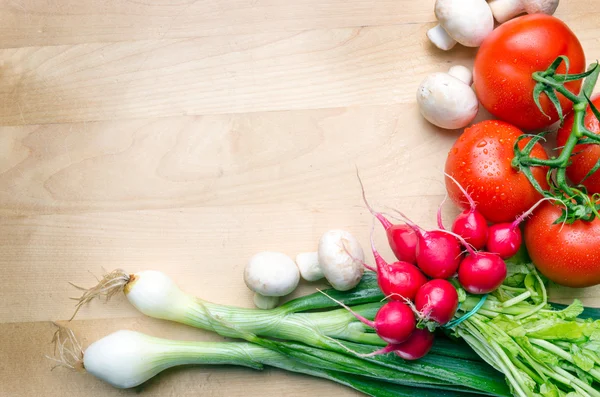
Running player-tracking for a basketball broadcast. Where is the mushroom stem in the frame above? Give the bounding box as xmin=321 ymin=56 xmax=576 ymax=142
xmin=448 ymin=65 xmax=473 ymax=86
xmin=427 ymin=24 xmax=457 ymax=51
xmin=295 ymin=252 xmax=324 ymax=282
xmin=487 ymin=0 xmax=525 ymax=23
xmin=253 ymin=293 xmax=279 ymax=310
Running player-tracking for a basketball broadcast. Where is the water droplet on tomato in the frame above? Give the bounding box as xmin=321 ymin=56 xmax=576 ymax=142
xmin=483 ymin=148 xmax=488 ymax=154
xmin=477 ymin=140 xmax=487 ymax=148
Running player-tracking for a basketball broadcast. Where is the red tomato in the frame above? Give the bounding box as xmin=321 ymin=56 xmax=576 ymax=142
xmin=445 ymin=120 xmax=549 ymax=224
xmin=524 ymin=202 xmax=600 ymax=288
xmin=556 ymin=95 xmax=600 ymax=195
xmin=474 ymin=14 xmax=585 ymax=131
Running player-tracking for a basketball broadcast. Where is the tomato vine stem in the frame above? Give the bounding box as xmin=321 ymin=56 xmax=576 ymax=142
xmin=514 ymin=59 xmax=600 ymax=223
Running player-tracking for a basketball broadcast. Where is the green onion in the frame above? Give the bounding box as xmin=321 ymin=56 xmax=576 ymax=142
xmin=69 ymin=270 xmax=508 ymax=396
xmin=50 ymin=326 xmax=491 ymax=397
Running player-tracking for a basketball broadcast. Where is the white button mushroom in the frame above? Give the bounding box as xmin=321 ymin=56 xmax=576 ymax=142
xmin=295 ymin=252 xmax=324 ymax=282
xmin=244 ymin=251 xmax=300 ymax=309
xmin=427 ymin=0 xmax=494 ymax=51
xmin=487 ymin=0 xmax=559 ymax=23
xmin=416 ymin=65 xmax=479 ymax=130
xmin=296 ymin=230 xmax=365 ymax=291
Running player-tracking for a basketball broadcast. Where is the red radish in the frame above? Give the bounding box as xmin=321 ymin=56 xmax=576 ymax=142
xmin=458 ymin=252 xmax=507 ymax=294
xmin=415 ymin=229 xmax=463 ymax=279
xmin=428 ymin=228 xmax=507 ymax=295
xmin=386 ymin=225 xmax=418 ymax=264
xmin=486 ymin=224 xmax=522 ymax=259
xmin=415 ymin=279 xmax=459 ymax=325
xmin=486 ymin=198 xmax=554 ymax=259
xmin=357 ymin=173 xmax=418 ymax=263
xmin=445 ymin=173 xmax=488 ymax=250
xmin=369 ymin=234 xmax=427 ymax=301
xmin=394 ymin=211 xmax=463 ymax=279
xmin=320 ymin=292 xmax=416 ymax=345
xmin=392 ymin=329 xmax=435 ymax=360
xmin=363 ymin=329 xmax=435 ymax=361
xmin=371 ymin=301 xmax=417 ymax=344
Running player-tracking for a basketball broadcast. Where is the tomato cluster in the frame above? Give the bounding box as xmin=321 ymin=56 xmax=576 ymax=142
xmin=443 ymin=15 xmax=600 ymax=288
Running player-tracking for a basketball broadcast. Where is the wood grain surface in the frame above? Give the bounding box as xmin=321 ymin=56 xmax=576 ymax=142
xmin=1 ymin=1 xmax=600 ymax=396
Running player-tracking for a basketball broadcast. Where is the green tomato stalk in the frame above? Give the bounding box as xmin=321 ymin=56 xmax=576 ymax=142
xmin=513 ymin=56 xmax=600 ymax=223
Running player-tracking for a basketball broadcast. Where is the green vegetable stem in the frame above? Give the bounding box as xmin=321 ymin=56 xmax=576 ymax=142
xmin=451 ymin=258 xmax=600 ymax=397
xmin=513 ymin=56 xmax=600 ymax=223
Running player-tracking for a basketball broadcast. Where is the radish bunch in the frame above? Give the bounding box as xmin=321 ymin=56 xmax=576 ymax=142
xmin=349 ymin=175 xmax=550 ymax=361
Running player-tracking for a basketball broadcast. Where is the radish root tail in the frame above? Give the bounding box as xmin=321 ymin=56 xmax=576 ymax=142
xmin=69 ymin=269 xmax=131 ymax=321
xmin=46 ymin=323 xmax=85 ymax=372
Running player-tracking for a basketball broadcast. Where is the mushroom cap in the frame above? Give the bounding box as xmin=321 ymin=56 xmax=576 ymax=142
xmin=318 ymin=230 xmax=365 ymax=291
xmin=417 ymin=71 xmax=478 ymax=130
xmin=523 ymin=0 xmax=559 ymax=14
xmin=296 ymin=251 xmax=324 ymax=281
xmin=244 ymin=251 xmax=300 ymax=297
xmin=434 ymin=0 xmax=494 ymax=47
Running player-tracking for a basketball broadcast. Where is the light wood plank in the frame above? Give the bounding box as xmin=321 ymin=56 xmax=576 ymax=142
xmin=0 ymin=25 xmax=483 ymax=125
xmin=1 ymin=1 xmax=596 ymax=49
xmin=0 ymin=0 xmax=434 ymax=48
xmin=2 ymin=9 xmax=599 ymax=126
xmin=0 ymin=104 xmax=471 ymax=216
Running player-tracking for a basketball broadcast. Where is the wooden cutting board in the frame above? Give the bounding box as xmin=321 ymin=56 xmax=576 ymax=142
xmin=1 ymin=1 xmax=599 ymax=396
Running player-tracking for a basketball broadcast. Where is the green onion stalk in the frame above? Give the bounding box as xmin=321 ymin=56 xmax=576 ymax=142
xmin=48 ymin=325 xmax=475 ymax=397
xmin=514 ymin=56 xmax=600 ymax=223
xmin=65 ymin=269 xmax=508 ymax=396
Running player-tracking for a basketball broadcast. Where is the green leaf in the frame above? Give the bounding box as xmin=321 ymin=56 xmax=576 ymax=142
xmin=581 ymin=347 xmax=600 ymax=366
xmin=582 ymin=341 xmax=600 ymax=352
xmin=571 ymin=345 xmax=595 ymax=371
xmin=517 ymin=368 xmax=538 ymax=391
xmin=540 ymin=382 xmax=561 ymax=397
xmin=554 ymin=68 xmax=598 ymax=82
xmin=533 ymin=83 xmax=552 ymax=119
xmin=581 ymin=63 xmax=600 ymax=99
xmin=546 ymin=55 xmax=570 ymax=75
xmin=545 ymin=88 xmax=564 ymax=123
xmin=554 ymin=300 xmax=584 ymax=320
xmin=584 ymin=91 xmax=600 ymax=123
xmin=589 ymin=330 xmax=600 ymax=341
xmin=525 ymin=319 xmax=591 ymax=341
xmin=516 ymin=337 xmax=560 ymax=366
xmin=581 ymin=156 xmax=600 ymax=184
xmin=524 ymin=273 xmax=544 ymax=304
xmin=492 ymin=315 xmax=526 ymax=337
